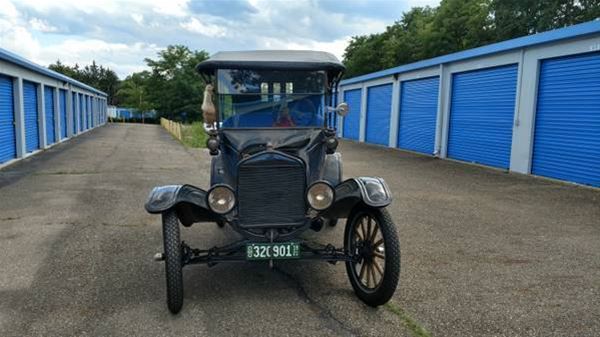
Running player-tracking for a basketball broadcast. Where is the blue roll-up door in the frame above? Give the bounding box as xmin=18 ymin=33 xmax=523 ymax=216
xmin=447 ymin=64 xmax=518 ymax=169
xmin=92 ymin=98 xmax=95 ymax=127
xmin=44 ymin=86 xmax=55 ymax=146
xmin=343 ymin=89 xmax=361 ymax=140
xmin=23 ymin=81 xmax=40 ymax=153
xmin=365 ymin=84 xmax=392 ymax=146
xmin=87 ymin=96 xmax=91 ymax=128
xmin=59 ymin=90 xmax=67 ymax=139
xmin=398 ymin=77 xmax=439 ymax=154
xmin=72 ymin=93 xmax=77 ymax=134
xmin=0 ymin=75 xmax=16 ymax=164
xmin=532 ymin=52 xmax=600 ymax=187
xmin=79 ymin=94 xmax=84 ymax=131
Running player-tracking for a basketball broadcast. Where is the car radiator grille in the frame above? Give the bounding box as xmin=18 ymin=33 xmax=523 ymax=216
xmin=238 ymin=155 xmax=306 ymax=227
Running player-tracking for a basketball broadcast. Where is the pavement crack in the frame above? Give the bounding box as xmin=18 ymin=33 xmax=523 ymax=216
xmin=273 ymin=266 xmax=360 ymax=337
xmin=384 ymin=302 xmax=432 ymax=337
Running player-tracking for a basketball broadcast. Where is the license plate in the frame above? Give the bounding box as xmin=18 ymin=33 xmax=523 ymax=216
xmin=246 ymin=242 xmax=301 ymax=260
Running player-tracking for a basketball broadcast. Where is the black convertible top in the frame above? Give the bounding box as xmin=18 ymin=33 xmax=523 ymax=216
xmin=196 ymin=50 xmax=345 ymax=78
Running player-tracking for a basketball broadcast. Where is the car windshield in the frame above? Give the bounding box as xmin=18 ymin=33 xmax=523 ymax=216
xmin=216 ymin=69 xmax=327 ymax=128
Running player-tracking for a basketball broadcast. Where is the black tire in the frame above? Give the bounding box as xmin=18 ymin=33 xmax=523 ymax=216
xmin=344 ymin=206 xmax=400 ymax=307
xmin=162 ymin=210 xmax=183 ymax=314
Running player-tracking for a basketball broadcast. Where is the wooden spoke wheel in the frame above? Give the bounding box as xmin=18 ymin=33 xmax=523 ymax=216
xmin=344 ymin=206 xmax=400 ymax=307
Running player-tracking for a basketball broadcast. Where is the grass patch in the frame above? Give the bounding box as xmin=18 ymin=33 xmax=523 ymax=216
xmin=180 ymin=122 xmax=208 ymax=148
xmin=384 ymin=302 xmax=432 ymax=337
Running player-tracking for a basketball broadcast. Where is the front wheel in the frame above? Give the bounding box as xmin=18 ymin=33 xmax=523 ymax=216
xmin=344 ymin=206 xmax=400 ymax=307
xmin=162 ymin=210 xmax=183 ymax=314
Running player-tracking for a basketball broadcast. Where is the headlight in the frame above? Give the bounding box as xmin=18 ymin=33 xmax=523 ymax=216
xmin=306 ymin=182 xmax=334 ymax=211
xmin=207 ymin=185 xmax=235 ymax=214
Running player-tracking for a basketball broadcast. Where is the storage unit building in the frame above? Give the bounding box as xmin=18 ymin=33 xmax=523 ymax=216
xmin=0 ymin=47 xmax=108 ymax=168
xmin=338 ymin=20 xmax=600 ymax=187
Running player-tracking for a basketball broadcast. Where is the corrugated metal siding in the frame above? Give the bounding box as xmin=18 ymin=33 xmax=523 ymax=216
xmin=398 ymin=77 xmax=439 ymax=154
xmin=0 ymin=74 xmax=16 ymax=163
xmin=447 ymin=64 xmax=518 ymax=169
xmin=44 ymin=86 xmax=55 ymax=145
xmin=343 ymin=89 xmax=361 ymax=140
xmin=365 ymin=83 xmax=392 ymax=146
xmin=532 ymin=52 xmax=600 ymax=187
xmin=23 ymin=81 xmax=39 ymax=153
xmin=59 ymin=89 xmax=67 ymax=139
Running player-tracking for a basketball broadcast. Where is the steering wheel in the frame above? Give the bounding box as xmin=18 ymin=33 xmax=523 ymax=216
xmin=290 ymin=98 xmax=316 ymax=126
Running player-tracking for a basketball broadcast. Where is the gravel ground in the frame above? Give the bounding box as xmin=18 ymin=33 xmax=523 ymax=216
xmin=0 ymin=123 xmax=598 ymax=337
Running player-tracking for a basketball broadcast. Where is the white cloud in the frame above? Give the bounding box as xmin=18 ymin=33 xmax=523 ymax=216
xmin=180 ymin=17 xmax=227 ymax=38
xmin=131 ymin=13 xmax=144 ymax=25
xmin=29 ymin=18 xmax=58 ymax=32
xmin=151 ymin=0 xmax=189 ymax=17
xmin=0 ymin=0 xmax=442 ymax=79
xmin=0 ymin=0 xmax=19 ymax=19
xmin=259 ymin=36 xmax=350 ymax=60
xmin=33 ymin=40 xmax=161 ymax=78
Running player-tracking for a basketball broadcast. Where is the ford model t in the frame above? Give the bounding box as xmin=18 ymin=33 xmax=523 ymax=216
xmin=145 ymin=50 xmax=400 ymax=314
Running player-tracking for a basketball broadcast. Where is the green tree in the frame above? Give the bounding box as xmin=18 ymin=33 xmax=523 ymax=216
xmin=342 ymin=0 xmax=600 ymax=78
xmin=490 ymin=0 xmax=600 ymax=41
xmin=143 ymin=45 xmax=209 ymax=121
xmin=116 ymin=71 xmax=152 ymax=112
xmin=422 ymin=0 xmax=494 ymax=58
xmin=48 ymin=60 xmax=120 ymax=105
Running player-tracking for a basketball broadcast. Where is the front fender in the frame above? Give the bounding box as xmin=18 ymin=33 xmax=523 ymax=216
xmin=320 ymin=177 xmax=392 ymax=219
xmin=144 ymin=184 xmax=219 ymax=226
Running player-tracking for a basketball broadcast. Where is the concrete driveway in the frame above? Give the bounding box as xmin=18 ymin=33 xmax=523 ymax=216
xmin=0 ymin=124 xmax=598 ymax=337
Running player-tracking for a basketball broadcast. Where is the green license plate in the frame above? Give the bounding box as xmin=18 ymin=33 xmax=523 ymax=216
xmin=246 ymin=242 xmax=301 ymax=260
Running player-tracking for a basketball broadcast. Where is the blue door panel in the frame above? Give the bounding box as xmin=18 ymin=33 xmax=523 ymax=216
xmin=532 ymin=52 xmax=600 ymax=187
xmin=398 ymin=77 xmax=439 ymax=154
xmin=365 ymin=84 xmax=392 ymax=146
xmin=447 ymin=65 xmax=517 ymax=169
xmin=59 ymin=90 xmax=67 ymax=139
xmin=72 ymin=93 xmax=77 ymax=134
xmin=87 ymin=96 xmax=91 ymax=129
xmin=23 ymin=81 xmax=40 ymax=153
xmin=343 ymin=89 xmax=361 ymax=140
xmin=0 ymin=75 xmax=16 ymax=163
xmin=44 ymin=86 xmax=55 ymax=145
xmin=79 ymin=94 xmax=84 ymax=131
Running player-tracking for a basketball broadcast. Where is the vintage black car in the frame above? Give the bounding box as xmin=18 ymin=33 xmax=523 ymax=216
xmin=145 ymin=50 xmax=400 ymax=314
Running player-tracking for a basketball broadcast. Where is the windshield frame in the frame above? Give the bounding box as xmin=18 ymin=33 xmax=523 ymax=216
xmin=214 ymin=68 xmax=332 ymax=130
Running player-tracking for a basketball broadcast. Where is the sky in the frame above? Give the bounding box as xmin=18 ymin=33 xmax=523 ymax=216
xmin=0 ymin=0 xmax=440 ymax=79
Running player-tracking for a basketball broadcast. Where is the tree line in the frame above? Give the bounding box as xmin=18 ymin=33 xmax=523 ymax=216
xmin=48 ymin=0 xmax=599 ymax=121
xmin=49 ymin=45 xmax=209 ymax=122
xmin=343 ymin=0 xmax=600 ymax=78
